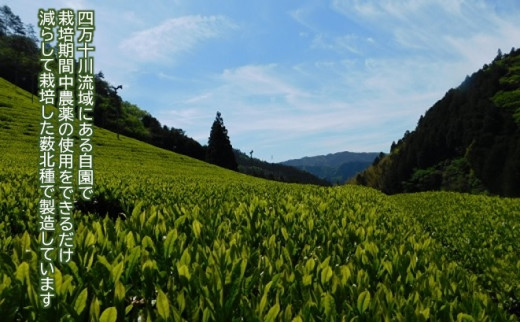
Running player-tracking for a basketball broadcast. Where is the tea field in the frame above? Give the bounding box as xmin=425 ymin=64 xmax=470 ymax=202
xmin=0 ymin=77 xmax=519 ymax=321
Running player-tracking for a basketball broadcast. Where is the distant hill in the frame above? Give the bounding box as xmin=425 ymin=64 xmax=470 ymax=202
xmin=281 ymin=151 xmax=380 ymax=184
xmin=234 ymin=150 xmax=330 ymax=186
xmin=352 ymin=48 xmax=520 ymax=197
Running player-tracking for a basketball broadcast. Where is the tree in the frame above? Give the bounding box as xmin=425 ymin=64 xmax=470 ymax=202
xmin=494 ymin=48 xmax=503 ymax=62
xmin=0 ymin=6 xmax=38 ymax=93
xmin=206 ymin=111 xmax=238 ymax=171
xmin=110 ymin=84 xmax=123 ymax=139
xmin=0 ymin=5 xmax=26 ymax=36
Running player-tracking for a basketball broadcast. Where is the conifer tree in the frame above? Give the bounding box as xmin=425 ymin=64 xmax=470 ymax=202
xmin=206 ymin=111 xmax=238 ymax=171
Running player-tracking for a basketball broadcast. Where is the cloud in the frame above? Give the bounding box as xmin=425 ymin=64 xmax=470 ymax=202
xmin=289 ymin=7 xmax=316 ymax=31
xmin=119 ymin=15 xmax=237 ymax=62
xmin=311 ymin=34 xmax=362 ymax=55
xmin=331 ymin=0 xmax=463 ymax=21
xmin=219 ymin=64 xmax=310 ymax=104
xmin=160 ymin=60 xmax=438 ymax=160
xmin=330 ymin=0 xmax=520 ymax=61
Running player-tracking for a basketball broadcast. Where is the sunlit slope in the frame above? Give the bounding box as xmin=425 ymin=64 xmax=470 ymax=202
xmin=0 ymin=76 xmax=253 ymax=182
xmin=0 ymin=77 xmax=519 ymax=321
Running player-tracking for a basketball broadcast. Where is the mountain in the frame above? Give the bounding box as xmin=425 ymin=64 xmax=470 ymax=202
xmin=281 ymin=151 xmax=380 ymax=184
xmin=352 ymin=48 xmax=520 ymax=197
xmin=234 ymin=149 xmax=330 ymax=186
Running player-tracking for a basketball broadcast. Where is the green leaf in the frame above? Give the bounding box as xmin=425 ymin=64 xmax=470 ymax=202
xmin=99 ymin=307 xmax=117 ymax=322
xmin=177 ymin=291 xmax=185 ymax=313
xmin=339 ymin=265 xmax=350 ymax=286
xmin=419 ymin=307 xmax=430 ymax=320
xmin=86 ymin=250 xmax=96 ymax=271
xmin=178 ymin=264 xmax=191 ymax=281
xmin=110 ymin=261 xmax=124 ymax=283
xmin=125 ymin=232 xmax=135 ymax=249
xmin=163 ymin=229 xmax=177 ymax=258
xmin=265 ymin=302 xmax=280 ymax=322
xmin=320 ymin=256 xmax=331 ymax=269
xmin=157 ymin=289 xmax=170 ymax=320
xmin=258 ymin=281 xmax=273 ymax=315
xmin=302 ymin=274 xmax=312 ymax=286
xmin=15 ymin=262 xmax=29 ymax=285
xmin=240 ymin=258 xmax=248 ymax=279
xmin=54 ymin=268 xmax=63 ymax=296
xmin=284 ymin=304 xmax=293 ymax=322
xmin=132 ymin=201 xmax=144 ymax=218
xmin=126 ymin=246 xmax=141 ymax=275
xmin=268 ymin=234 xmax=276 ymax=248
xmin=74 ymin=288 xmax=88 ymax=316
xmin=97 ymin=255 xmax=112 ymax=272
xmin=203 ymin=308 xmax=211 ymax=321
xmin=84 ymin=231 xmax=96 ymax=248
xmin=61 ymin=275 xmax=74 ymax=299
xmin=322 ymin=293 xmax=334 ymax=318
xmin=114 ymin=281 xmax=126 ymax=302
xmin=180 ymin=248 xmax=191 ymax=266
xmin=321 ymin=265 xmax=333 ymax=284
xmin=357 ymin=290 xmax=371 ymax=314
xmin=305 ymin=258 xmax=315 ymax=273
xmin=457 ymin=313 xmax=474 ymax=322
xmin=382 ymin=261 xmax=393 ymax=276
xmin=281 ymin=227 xmax=289 ymax=240
xmin=259 ymin=293 xmax=268 ymax=316
xmin=141 ymin=235 xmax=155 ymax=252
xmin=21 ymin=231 xmax=31 ymax=252
xmin=192 ymin=219 xmax=202 ymax=239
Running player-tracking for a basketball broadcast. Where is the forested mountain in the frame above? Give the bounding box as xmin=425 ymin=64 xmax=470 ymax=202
xmin=352 ymin=48 xmax=520 ymax=197
xmin=281 ymin=151 xmax=380 ymax=184
xmin=234 ymin=150 xmax=330 ymax=186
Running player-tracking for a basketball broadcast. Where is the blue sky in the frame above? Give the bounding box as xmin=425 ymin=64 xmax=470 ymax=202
xmin=7 ymin=0 xmax=520 ymax=162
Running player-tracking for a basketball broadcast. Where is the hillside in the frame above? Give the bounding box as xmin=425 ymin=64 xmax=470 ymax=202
xmin=1 ymin=78 xmax=520 ymax=321
xmin=0 ymin=77 xmax=248 ymax=183
xmin=281 ymin=151 xmax=379 ymax=184
xmin=353 ymin=48 xmax=520 ymax=197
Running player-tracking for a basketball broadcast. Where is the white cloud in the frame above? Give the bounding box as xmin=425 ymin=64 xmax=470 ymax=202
xmin=161 ymin=60 xmax=441 ymax=161
xmin=311 ymin=34 xmax=362 ymax=55
xmin=219 ymin=64 xmax=311 ymax=105
xmin=289 ymin=7 xmax=316 ymax=32
xmin=330 ymin=0 xmax=520 ymax=61
xmin=331 ymin=0 xmax=463 ymax=21
xmin=119 ymin=15 xmax=237 ymax=62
